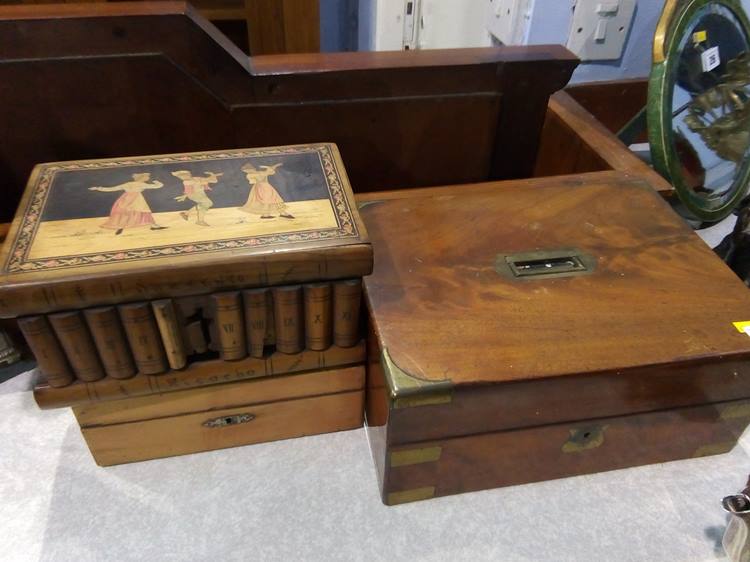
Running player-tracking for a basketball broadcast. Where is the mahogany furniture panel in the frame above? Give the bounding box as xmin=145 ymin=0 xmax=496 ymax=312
xmin=566 ymin=78 xmax=648 ymax=136
xmin=534 ymin=91 xmax=674 ymax=196
xmin=383 ymin=398 xmax=750 ymax=502
xmin=245 ymin=0 xmax=319 ymax=55
xmin=0 ymin=0 xmax=321 ymax=56
xmin=0 ymin=1 xmax=578 ymax=223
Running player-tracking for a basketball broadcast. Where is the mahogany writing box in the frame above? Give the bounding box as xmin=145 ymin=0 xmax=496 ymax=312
xmin=360 ymin=172 xmax=750 ymax=505
xmin=0 ymin=143 xmax=371 ymax=465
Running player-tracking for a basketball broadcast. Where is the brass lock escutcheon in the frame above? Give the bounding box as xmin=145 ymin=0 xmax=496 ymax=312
xmin=496 ymin=248 xmax=597 ymax=280
xmin=562 ymin=425 xmax=608 ymax=453
xmin=202 ymin=413 xmax=255 ymax=428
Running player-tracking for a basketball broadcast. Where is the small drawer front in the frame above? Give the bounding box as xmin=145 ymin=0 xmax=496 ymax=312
xmin=80 ymin=390 xmax=363 ymax=466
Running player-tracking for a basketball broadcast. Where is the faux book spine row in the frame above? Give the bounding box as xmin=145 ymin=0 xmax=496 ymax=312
xmin=19 ymin=280 xmax=362 ymax=388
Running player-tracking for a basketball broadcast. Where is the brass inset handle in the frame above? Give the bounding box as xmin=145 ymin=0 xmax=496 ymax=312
xmin=496 ymin=249 xmax=596 ymax=280
xmin=202 ymin=413 xmax=255 ymax=428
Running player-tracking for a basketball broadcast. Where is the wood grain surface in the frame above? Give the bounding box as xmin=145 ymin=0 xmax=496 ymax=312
xmin=79 ymin=386 xmax=364 ymax=466
xmin=382 ymin=398 xmax=750 ymax=503
xmin=362 ymin=173 xmax=750 ymax=386
xmin=75 ymin=365 xmax=364 ymax=425
xmin=535 ymin=91 xmax=673 ymax=194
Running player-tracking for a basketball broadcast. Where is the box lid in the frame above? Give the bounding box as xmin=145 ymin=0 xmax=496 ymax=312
xmin=0 ymin=143 xmax=371 ymax=317
xmin=362 ymin=173 xmax=750 ymax=437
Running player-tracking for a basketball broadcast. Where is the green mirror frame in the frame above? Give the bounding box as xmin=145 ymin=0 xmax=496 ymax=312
xmin=648 ymin=0 xmax=750 ymax=222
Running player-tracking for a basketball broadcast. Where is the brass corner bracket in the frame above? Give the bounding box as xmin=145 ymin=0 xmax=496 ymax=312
xmin=389 ymin=446 xmax=443 ymax=468
xmin=381 ymin=348 xmax=453 ymax=409
xmin=387 ymin=486 xmax=436 ymax=505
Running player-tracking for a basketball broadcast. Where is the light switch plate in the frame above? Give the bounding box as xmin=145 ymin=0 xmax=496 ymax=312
xmin=566 ymin=0 xmax=636 ymax=61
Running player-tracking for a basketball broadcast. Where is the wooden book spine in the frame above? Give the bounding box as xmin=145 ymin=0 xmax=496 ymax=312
xmin=185 ymin=321 xmax=208 ymax=354
xmin=118 ymin=302 xmax=168 ymax=375
xmin=48 ymin=311 xmax=105 ymax=382
xmin=273 ymin=285 xmax=304 ymax=354
xmin=18 ymin=316 xmax=74 ymax=388
xmin=243 ymin=288 xmax=270 ymax=358
xmin=304 ymin=283 xmax=332 ymax=351
xmin=84 ymin=307 xmax=137 ymax=380
xmin=264 ymin=290 xmax=276 ymax=346
xmin=333 ymin=279 xmax=362 ymax=347
xmin=212 ymin=291 xmax=247 ymax=361
xmin=152 ymin=299 xmax=188 ymax=370
xmin=35 ymin=341 xmax=367 ymax=409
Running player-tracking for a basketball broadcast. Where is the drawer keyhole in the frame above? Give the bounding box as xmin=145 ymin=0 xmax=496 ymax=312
xmin=202 ymin=413 xmax=255 ymax=428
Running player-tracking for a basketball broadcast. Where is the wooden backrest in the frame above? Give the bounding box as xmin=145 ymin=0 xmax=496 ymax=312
xmin=0 ymin=2 xmax=578 ymax=222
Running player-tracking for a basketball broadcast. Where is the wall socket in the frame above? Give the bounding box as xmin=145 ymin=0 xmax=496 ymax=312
xmin=566 ymin=0 xmax=636 ymax=61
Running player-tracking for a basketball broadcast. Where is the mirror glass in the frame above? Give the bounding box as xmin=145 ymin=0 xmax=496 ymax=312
xmin=671 ymin=4 xmax=750 ymax=205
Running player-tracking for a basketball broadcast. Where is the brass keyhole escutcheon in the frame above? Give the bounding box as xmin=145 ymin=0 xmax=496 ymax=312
xmin=562 ymin=425 xmax=608 ymax=453
xmin=202 ymin=413 xmax=255 ymax=428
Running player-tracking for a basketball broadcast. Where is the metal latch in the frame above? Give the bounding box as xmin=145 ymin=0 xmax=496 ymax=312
xmin=202 ymin=413 xmax=255 ymax=428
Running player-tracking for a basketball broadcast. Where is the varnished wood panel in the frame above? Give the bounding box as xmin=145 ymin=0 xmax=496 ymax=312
xmin=355 ymin=169 xmax=627 ymax=204
xmin=75 ymin=365 xmax=364 ymax=425
xmin=79 ymin=388 xmax=364 ymax=465
xmin=532 ymin=108 xmax=584 ymax=178
xmin=387 ymin=356 xmax=750 ymax=444
xmin=534 ymin=91 xmax=673 ymax=194
xmin=566 ymin=78 xmax=648 ymax=136
xmin=0 ymin=2 xmax=578 ymax=222
xmin=75 ymin=360 xmax=365 ymax=426
xmin=382 ymin=399 xmax=750 ymax=503
xmin=246 ymin=0 xmax=319 ymax=55
xmin=362 ymin=175 xmax=750 ymax=387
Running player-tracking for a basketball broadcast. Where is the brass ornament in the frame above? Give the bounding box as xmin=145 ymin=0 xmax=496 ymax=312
xmin=381 ymin=348 xmax=453 ymax=409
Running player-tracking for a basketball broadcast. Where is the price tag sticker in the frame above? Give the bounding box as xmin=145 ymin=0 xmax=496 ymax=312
xmin=733 ymin=321 xmax=750 ymax=337
xmin=702 ymin=46 xmax=721 ymax=72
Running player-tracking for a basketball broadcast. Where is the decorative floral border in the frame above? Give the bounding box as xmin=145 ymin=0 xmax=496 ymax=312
xmin=5 ymin=145 xmax=359 ymax=273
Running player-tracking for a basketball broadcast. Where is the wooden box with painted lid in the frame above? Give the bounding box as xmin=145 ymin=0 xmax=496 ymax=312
xmin=0 ymin=142 xmax=371 ymax=464
xmin=360 ymin=171 xmax=750 ymax=505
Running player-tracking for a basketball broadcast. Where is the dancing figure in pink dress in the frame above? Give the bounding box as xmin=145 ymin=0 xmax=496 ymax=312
xmin=239 ymin=163 xmax=295 ymax=219
xmin=89 ymin=173 xmax=168 ymax=235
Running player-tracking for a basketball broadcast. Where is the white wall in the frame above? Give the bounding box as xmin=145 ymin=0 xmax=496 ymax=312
xmin=527 ymin=0 xmax=664 ymax=84
xmin=361 ymin=0 xmax=490 ymax=50
xmin=357 ymin=0 xmax=750 ymax=84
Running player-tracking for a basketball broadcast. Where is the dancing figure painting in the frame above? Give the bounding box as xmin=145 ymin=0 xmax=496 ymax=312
xmin=239 ymin=163 xmax=295 ymax=219
xmin=89 ymin=173 xmax=168 ymax=234
xmin=3 ymin=144 xmax=362 ymax=273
